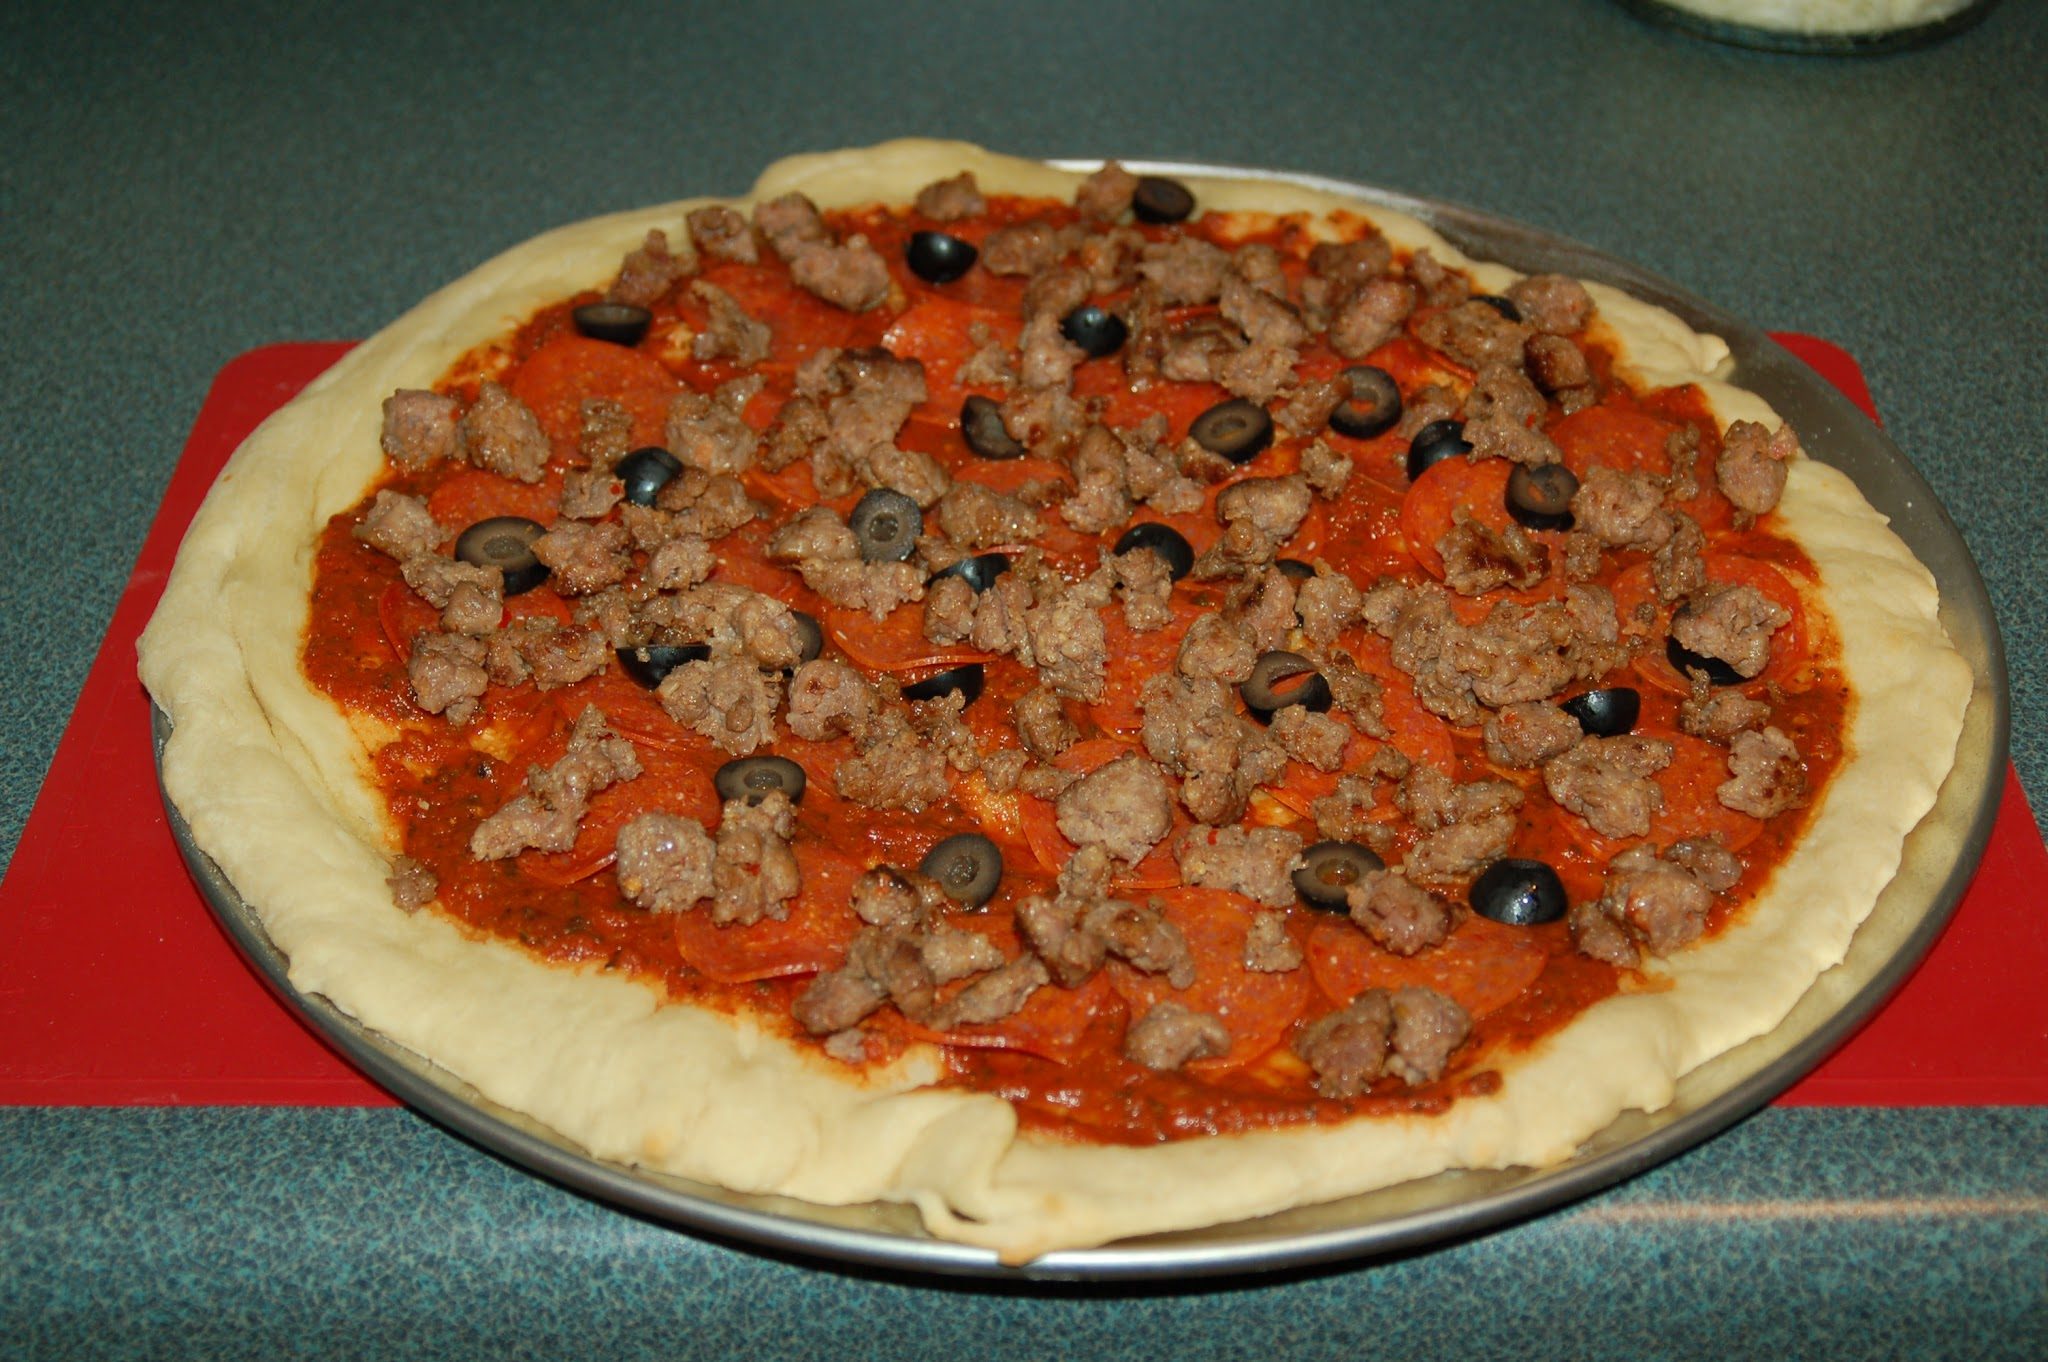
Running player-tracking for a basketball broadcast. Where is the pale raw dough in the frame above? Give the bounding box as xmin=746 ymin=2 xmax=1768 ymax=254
xmin=138 ymin=140 xmax=1971 ymax=1262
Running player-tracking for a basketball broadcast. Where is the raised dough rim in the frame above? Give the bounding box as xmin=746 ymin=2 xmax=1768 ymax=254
xmin=136 ymin=143 xmax=1990 ymax=1269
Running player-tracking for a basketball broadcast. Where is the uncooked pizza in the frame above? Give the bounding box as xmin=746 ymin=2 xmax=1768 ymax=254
xmin=139 ymin=142 xmax=1970 ymax=1261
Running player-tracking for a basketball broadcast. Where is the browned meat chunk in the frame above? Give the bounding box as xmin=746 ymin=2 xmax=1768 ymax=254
xmin=1525 ymin=333 xmax=1593 ymax=395
xmin=471 ymin=708 xmax=640 ymax=859
xmin=1415 ymin=299 xmax=1530 ymax=371
xmin=532 ymin=519 xmax=631 ymax=596
xmin=982 ymin=220 xmax=1076 ymax=277
xmin=1196 ymin=474 xmax=1313 ymax=576
xmin=1671 ymin=583 xmax=1791 ymax=681
xmin=1054 ymin=753 xmax=1174 ymax=864
xmin=1668 ymin=837 xmax=1745 ymax=892
xmin=1680 ymin=671 xmax=1771 ymax=742
xmin=1346 ymin=870 xmax=1453 ymax=956
xmin=1293 ymin=567 xmax=1363 ymax=645
xmin=1716 ymin=419 xmax=1797 ymax=516
xmin=1544 ymin=734 xmax=1674 ymax=839
xmin=355 ymin=490 xmax=445 ymax=561
xmin=381 ymin=390 xmax=461 ymax=470
xmin=836 ymin=710 xmax=950 ymax=812
xmin=1484 ymin=701 xmax=1584 ymax=769
xmin=754 ymin=193 xmax=829 ymax=260
xmin=786 ymin=659 xmax=878 ymax=743
xmin=710 ymin=790 xmax=801 ymax=925
xmin=1141 ymin=672 xmax=1285 ymax=825
xmin=1074 ymin=161 xmax=1138 ymax=221
xmin=1173 ymin=824 xmax=1304 ymax=908
xmin=1438 ymin=510 xmax=1549 ymax=596
xmin=914 ymin=171 xmax=985 ymax=221
xmin=1719 ymin=726 xmax=1806 ymax=818
xmin=1307 ymin=234 xmax=1394 ymax=295
xmin=386 ymin=856 xmax=438 ymax=912
xmin=686 ymin=205 xmax=757 ymax=264
xmin=665 ymin=381 xmax=761 ymax=476
xmin=922 ymin=573 xmax=976 ymax=646
xmin=1652 ymin=512 xmax=1708 ymax=603
xmin=1571 ymin=465 xmax=1674 ymax=550
xmin=1136 ymin=236 xmax=1229 ymax=306
xmin=657 ymin=657 xmax=781 ymax=754
xmin=1405 ymin=813 xmax=1517 ymax=885
xmin=1244 ymin=911 xmax=1304 ymax=973
xmin=460 ymin=382 xmax=550 ymax=483
xmin=1294 ymin=990 xmax=1392 ymax=1098
xmin=789 ymin=235 xmax=892 ymax=312
xmin=1268 ymin=705 xmax=1354 ymax=771
xmin=408 ymin=631 xmax=488 ymax=723
xmin=1579 ymin=845 xmax=1711 ymax=961
xmin=1506 ymin=273 xmax=1594 ymax=334
xmin=1385 ymin=986 xmax=1472 ymax=1085
xmin=935 ymin=481 xmax=1041 ymax=549
xmin=689 ymin=280 xmax=772 ymax=366
xmin=939 ymin=955 xmax=1050 ymax=1028
xmin=1024 ymin=594 xmax=1108 ymax=701
xmin=1013 ymin=685 xmax=1077 ymax=761
xmin=1124 ymin=1001 xmax=1230 ymax=1072
xmin=1328 ymin=277 xmax=1416 ymax=359
xmin=614 ymin=812 xmax=715 ymax=913
xmin=608 ymin=229 xmax=688 ymax=307
xmin=398 ymin=552 xmax=495 ymax=613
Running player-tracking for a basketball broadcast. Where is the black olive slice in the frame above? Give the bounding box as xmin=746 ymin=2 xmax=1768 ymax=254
xmin=1405 ymin=419 xmax=1473 ymax=481
xmin=960 ymin=394 xmax=1027 ymax=460
xmin=906 ymin=230 xmax=978 ymax=284
xmin=1329 ymin=365 xmax=1403 ymax=440
xmin=1132 ymin=175 xmax=1195 ymax=225
xmin=1293 ymin=840 xmax=1386 ymax=912
xmin=902 ymin=663 xmax=985 ymax=707
xmin=1190 ymin=398 xmax=1275 ymax=464
xmin=454 ymin=516 xmax=549 ymax=596
xmin=918 ymin=833 xmax=1005 ymax=909
xmin=1473 ymin=294 xmax=1523 ymax=322
xmin=1470 ymin=858 xmax=1567 ymax=926
xmin=1059 ymin=304 xmax=1128 ymax=359
xmin=790 ymin=611 xmax=824 ymax=667
xmin=848 ymin=488 xmax=923 ymax=563
xmin=615 ymin=642 xmax=711 ymax=689
xmin=1667 ymin=635 xmax=1745 ymax=687
xmin=1240 ymin=651 xmax=1333 ymax=723
xmin=931 ymin=552 xmax=1012 ymax=594
xmin=616 ymin=446 xmax=683 ymax=507
xmin=572 ymin=301 xmax=652 ymax=347
xmin=1112 ymin=523 xmax=1195 ymax=581
xmin=1274 ymin=557 xmax=1316 ymax=582
xmin=713 ymin=755 xmax=807 ymax=806
xmin=1560 ymin=686 xmax=1641 ymax=737
xmin=1506 ymin=462 xmax=1579 ymax=531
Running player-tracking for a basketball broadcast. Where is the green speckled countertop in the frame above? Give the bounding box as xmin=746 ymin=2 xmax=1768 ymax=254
xmin=3 ymin=1 xmax=2043 ymax=1356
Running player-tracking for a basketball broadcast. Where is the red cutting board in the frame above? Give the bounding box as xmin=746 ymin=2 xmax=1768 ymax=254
xmin=0 ymin=337 xmax=2040 ymax=1106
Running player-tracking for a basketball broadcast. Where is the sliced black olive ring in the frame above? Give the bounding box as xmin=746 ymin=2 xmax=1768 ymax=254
xmin=906 ymin=230 xmax=978 ymax=284
xmin=571 ymin=301 xmax=652 ymax=347
xmin=616 ymin=446 xmax=683 ymax=507
xmin=713 ymin=755 xmax=808 ymax=806
xmin=1405 ymin=419 xmax=1472 ymax=482
xmin=1112 ymin=522 xmax=1195 ymax=581
xmin=1667 ymin=635 xmax=1745 ymax=687
xmin=1190 ymin=398 xmax=1275 ymax=464
xmin=1560 ymin=686 xmax=1641 ymax=737
xmin=848 ymin=487 xmax=923 ymax=563
xmin=1059 ymin=304 xmax=1128 ymax=359
xmin=919 ymin=833 xmax=1005 ymax=909
xmin=902 ymin=663 xmax=985 ymax=707
xmin=1470 ymin=858 xmax=1567 ymax=926
xmin=1329 ymin=365 xmax=1403 ymax=440
xmin=1274 ymin=557 xmax=1316 ymax=583
xmin=1132 ymin=175 xmax=1195 ymax=225
xmin=1240 ymin=651 xmax=1333 ymax=723
xmin=1292 ymin=840 xmax=1386 ymax=912
xmin=931 ymin=552 xmax=1012 ymax=594
xmin=1506 ymin=462 xmax=1579 ymax=532
xmin=960 ymin=394 xmax=1027 ymax=460
xmin=615 ymin=642 xmax=711 ymax=689
xmin=454 ymin=516 xmax=549 ymax=596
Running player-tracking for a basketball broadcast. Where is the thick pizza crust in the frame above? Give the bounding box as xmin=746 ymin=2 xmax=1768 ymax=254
xmin=139 ymin=140 xmax=1971 ymax=1261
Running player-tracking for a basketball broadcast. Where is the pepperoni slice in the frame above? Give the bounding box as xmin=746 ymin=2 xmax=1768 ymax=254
xmin=1616 ymin=553 xmax=1812 ymax=696
xmin=376 ymin=581 xmax=441 ymax=662
xmin=1555 ymin=728 xmax=1766 ymax=861
xmin=1306 ymin=913 xmax=1548 ymax=1021
xmin=1106 ymin=887 xmax=1315 ymax=1072
xmin=892 ymin=970 xmax=1126 ymax=1066
xmin=821 ymin=602 xmax=993 ymax=673
xmin=425 ymin=467 xmax=563 ymax=530
xmin=506 ymin=333 xmax=676 ymax=448
xmin=671 ymin=852 xmax=864 ymax=984
xmin=1398 ymin=454 xmax=1514 ymax=578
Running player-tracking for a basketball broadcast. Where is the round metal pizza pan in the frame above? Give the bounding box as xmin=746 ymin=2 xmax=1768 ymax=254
xmin=157 ymin=159 xmax=2008 ymax=1282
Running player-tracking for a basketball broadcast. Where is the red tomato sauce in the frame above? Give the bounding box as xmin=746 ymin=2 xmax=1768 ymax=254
xmin=302 ymin=193 xmax=1847 ymax=1144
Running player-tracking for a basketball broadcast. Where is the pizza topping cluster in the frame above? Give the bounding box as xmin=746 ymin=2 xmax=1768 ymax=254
xmin=310 ymin=162 xmax=1842 ymax=1141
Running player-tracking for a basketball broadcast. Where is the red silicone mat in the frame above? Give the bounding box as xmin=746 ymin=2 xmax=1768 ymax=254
xmin=0 ymin=338 xmax=2039 ymax=1107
